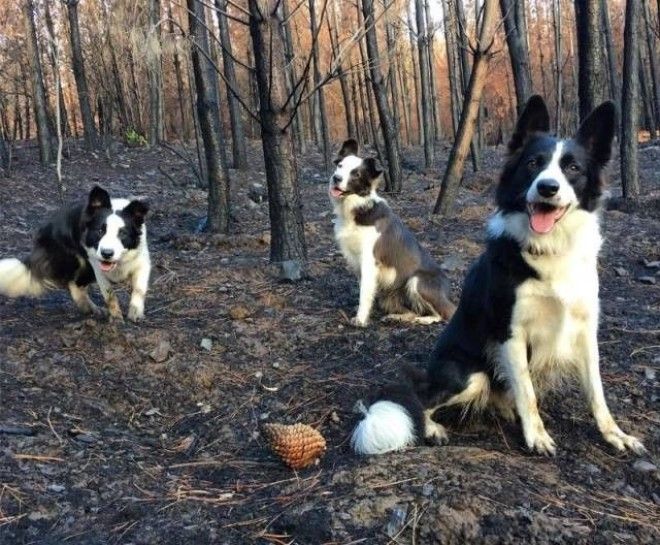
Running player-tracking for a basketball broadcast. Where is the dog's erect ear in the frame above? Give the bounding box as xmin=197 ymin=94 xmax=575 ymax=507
xmin=334 ymin=138 xmax=359 ymax=164
xmin=363 ymin=157 xmax=382 ymax=181
xmin=123 ymin=200 xmax=149 ymax=226
xmin=508 ymin=95 xmax=550 ymax=154
xmin=87 ymin=186 xmax=112 ymax=214
xmin=576 ymin=101 xmax=616 ymax=166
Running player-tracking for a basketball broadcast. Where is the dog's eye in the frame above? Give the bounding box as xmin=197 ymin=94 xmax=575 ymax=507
xmin=567 ymin=163 xmax=580 ymax=173
xmin=527 ymin=158 xmax=538 ymax=168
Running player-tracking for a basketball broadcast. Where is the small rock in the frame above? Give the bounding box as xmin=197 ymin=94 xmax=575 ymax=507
xmin=149 ymin=340 xmax=171 ymax=363
xmin=644 ymin=367 xmax=656 ymax=381
xmin=613 ymin=267 xmax=628 ymax=277
xmin=421 ymin=483 xmax=434 ymax=497
xmin=279 ymin=260 xmax=303 ymax=281
xmin=632 ymin=460 xmax=657 ymax=473
xmin=254 ymin=371 xmax=263 ymax=380
xmin=441 ymin=255 xmax=464 ymax=272
xmin=643 ymin=259 xmax=660 ymax=269
xmin=145 ymin=408 xmax=162 ymax=417
xmin=75 ymin=433 xmax=97 ymax=444
xmin=229 ymin=305 xmax=251 ymax=320
xmin=385 ymin=505 xmax=408 ymax=538
xmin=638 ymin=276 xmax=657 ymax=285
xmin=200 ymin=338 xmax=213 ymax=351
xmin=330 ymin=411 xmax=340 ymax=423
xmin=272 ymin=361 xmax=280 ymax=369
xmin=48 ymin=484 xmax=65 ymax=493
xmin=585 ymin=463 xmax=601 ymax=474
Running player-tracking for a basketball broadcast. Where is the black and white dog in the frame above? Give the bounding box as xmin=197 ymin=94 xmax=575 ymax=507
xmin=329 ymin=139 xmax=455 ymax=327
xmin=351 ymin=97 xmax=645 ymax=456
xmin=0 ymin=186 xmax=150 ymax=322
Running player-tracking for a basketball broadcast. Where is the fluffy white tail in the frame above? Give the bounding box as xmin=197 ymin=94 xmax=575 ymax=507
xmin=0 ymin=258 xmax=45 ymax=297
xmin=351 ymin=400 xmax=417 ymax=455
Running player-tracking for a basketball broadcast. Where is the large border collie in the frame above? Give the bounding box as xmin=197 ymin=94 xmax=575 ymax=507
xmin=351 ymin=97 xmax=645 ymax=456
xmin=329 ymin=139 xmax=455 ymax=327
xmin=0 ymin=186 xmax=150 ymax=322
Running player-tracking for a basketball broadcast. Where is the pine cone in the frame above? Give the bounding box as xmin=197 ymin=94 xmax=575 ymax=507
xmin=262 ymin=423 xmax=326 ymax=469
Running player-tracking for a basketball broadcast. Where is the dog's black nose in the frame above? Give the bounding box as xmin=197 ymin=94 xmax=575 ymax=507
xmin=332 ymin=175 xmax=342 ymax=184
xmin=101 ymin=249 xmax=114 ymax=260
xmin=536 ymin=179 xmax=560 ymax=198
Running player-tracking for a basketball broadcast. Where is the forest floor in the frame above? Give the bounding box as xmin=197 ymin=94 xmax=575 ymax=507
xmin=0 ymin=138 xmax=658 ymax=545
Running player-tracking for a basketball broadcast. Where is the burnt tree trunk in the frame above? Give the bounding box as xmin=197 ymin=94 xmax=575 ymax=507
xmin=639 ymin=47 xmax=657 ymax=139
xmin=308 ymin=0 xmax=331 ymax=171
xmin=434 ymin=0 xmax=498 ymax=215
xmin=24 ymin=0 xmax=54 ymax=163
xmin=574 ymin=0 xmax=606 ymax=122
xmin=44 ymin=0 xmax=70 ymax=138
xmin=64 ymin=0 xmax=98 ymax=148
xmin=443 ymin=0 xmax=461 ymax=135
xmin=328 ymin=0 xmax=356 ymax=138
xmin=415 ymin=0 xmax=434 ymax=166
xmin=643 ymin=0 xmax=660 ymax=133
xmin=362 ymin=0 xmax=402 ymax=192
xmin=407 ymin=3 xmax=423 ymax=145
xmin=147 ymin=0 xmax=164 ymax=144
xmin=600 ymin=0 xmax=620 ymax=105
xmin=248 ymin=0 xmax=307 ymax=274
xmin=168 ymin=0 xmax=189 ymax=139
xmin=424 ymin=0 xmax=441 ymax=141
xmin=215 ymin=0 xmax=248 ymax=169
xmin=187 ymin=0 xmax=231 ymax=233
xmin=500 ymin=0 xmax=533 ymax=113
xmin=621 ymin=0 xmax=640 ymax=198
xmin=553 ymin=0 xmax=563 ymax=133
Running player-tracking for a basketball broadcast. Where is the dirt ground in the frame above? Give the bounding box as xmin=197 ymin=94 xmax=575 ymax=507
xmin=0 ymin=139 xmax=658 ymax=545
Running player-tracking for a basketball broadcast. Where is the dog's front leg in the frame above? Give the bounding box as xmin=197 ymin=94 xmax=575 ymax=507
xmin=500 ymin=337 xmax=556 ymax=455
xmin=578 ymin=327 xmax=645 ymax=454
xmin=352 ymin=252 xmax=378 ymax=327
xmin=93 ymin=267 xmax=123 ymax=321
xmin=127 ymin=260 xmax=151 ymax=322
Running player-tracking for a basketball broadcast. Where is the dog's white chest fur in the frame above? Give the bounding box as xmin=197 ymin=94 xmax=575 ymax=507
xmin=510 ymin=222 xmax=602 ymax=381
xmin=333 ymin=216 xmax=377 ymax=273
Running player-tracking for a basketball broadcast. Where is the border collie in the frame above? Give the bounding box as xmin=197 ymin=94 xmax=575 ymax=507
xmin=351 ymin=97 xmax=645 ymax=456
xmin=329 ymin=139 xmax=455 ymax=327
xmin=0 ymin=186 xmax=150 ymax=322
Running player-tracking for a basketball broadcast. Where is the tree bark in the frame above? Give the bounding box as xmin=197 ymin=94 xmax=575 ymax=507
xmin=407 ymin=3 xmax=423 ymax=145
xmin=574 ymin=0 xmax=606 ymax=122
xmin=642 ymin=0 xmax=660 ymax=133
xmin=443 ymin=0 xmax=461 ymax=135
xmin=362 ymin=0 xmax=402 ymax=192
xmin=621 ymin=0 xmax=640 ymax=198
xmin=308 ymin=0 xmax=331 ymax=171
xmin=433 ymin=0 xmax=498 ymax=215
xmin=415 ymin=0 xmax=434 ymax=166
xmin=600 ymin=0 xmax=620 ymax=105
xmin=44 ymin=0 xmax=70 ymax=138
xmin=248 ymin=0 xmax=307 ymax=272
xmin=328 ymin=0 xmax=356 ymax=138
xmin=639 ymin=47 xmax=657 ymax=139
xmin=64 ymin=0 xmax=98 ymax=148
xmin=24 ymin=0 xmax=54 ymax=163
xmin=500 ymin=0 xmax=533 ymax=114
xmin=187 ymin=0 xmax=231 ymax=233
xmin=553 ymin=0 xmax=563 ymax=133
xmin=424 ymin=0 xmax=441 ymax=141
xmin=147 ymin=0 xmax=164 ymax=144
xmin=167 ymin=0 xmax=189 ymax=140
xmin=215 ymin=0 xmax=248 ymax=169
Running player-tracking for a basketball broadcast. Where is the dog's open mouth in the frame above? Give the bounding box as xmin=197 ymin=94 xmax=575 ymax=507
xmin=99 ymin=260 xmax=117 ymax=273
xmin=527 ymin=202 xmax=569 ymax=234
xmin=329 ymin=186 xmax=345 ymax=198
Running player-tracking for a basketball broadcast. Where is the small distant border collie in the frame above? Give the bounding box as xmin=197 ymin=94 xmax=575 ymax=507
xmin=0 ymin=186 xmax=150 ymax=322
xmin=329 ymin=139 xmax=455 ymax=327
xmin=351 ymin=96 xmax=645 ymax=456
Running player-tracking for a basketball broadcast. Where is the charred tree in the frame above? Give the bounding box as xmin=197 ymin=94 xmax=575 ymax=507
xmin=434 ymin=0 xmax=498 ymax=215
xmin=215 ymin=0 xmax=248 ymax=169
xmin=574 ymin=0 xmax=606 ymax=122
xmin=362 ymin=0 xmax=402 ymax=192
xmin=600 ymin=0 xmax=620 ymax=105
xmin=248 ymin=0 xmax=307 ymax=275
xmin=621 ymin=0 xmax=640 ymax=198
xmin=415 ymin=0 xmax=434 ymax=167
xmin=552 ymin=0 xmax=563 ymax=132
xmin=187 ymin=0 xmax=231 ymax=233
xmin=643 ymin=0 xmax=660 ymax=133
xmin=308 ymin=0 xmax=331 ymax=172
xmin=500 ymin=0 xmax=533 ymax=113
xmin=328 ymin=0 xmax=356 ymax=139
xmin=24 ymin=0 xmax=54 ymax=163
xmin=147 ymin=0 xmax=164 ymax=144
xmin=63 ymin=0 xmax=98 ymax=148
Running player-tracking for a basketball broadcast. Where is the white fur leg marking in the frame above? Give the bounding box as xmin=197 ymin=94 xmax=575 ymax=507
xmin=423 ymin=410 xmax=448 ymax=444
xmin=382 ymin=313 xmax=442 ymax=325
xmin=354 ymin=253 xmax=378 ymax=326
xmin=351 ymin=401 xmax=416 ymax=455
xmin=92 ymin=265 xmax=123 ymax=321
xmin=127 ymin=261 xmax=151 ymax=322
xmin=578 ymin=330 xmax=646 ymax=454
xmin=500 ymin=339 xmax=557 ymax=455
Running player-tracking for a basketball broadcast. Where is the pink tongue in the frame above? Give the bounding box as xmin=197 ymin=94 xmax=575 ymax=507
xmin=99 ymin=262 xmax=114 ymax=272
xmin=530 ymin=210 xmax=560 ymax=234
xmin=329 ymin=187 xmax=343 ymax=198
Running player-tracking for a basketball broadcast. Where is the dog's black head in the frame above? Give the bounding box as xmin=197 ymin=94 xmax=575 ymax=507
xmin=329 ymin=139 xmax=382 ymax=199
xmin=497 ymin=96 xmax=615 ymax=235
xmin=82 ymin=186 xmax=149 ymax=273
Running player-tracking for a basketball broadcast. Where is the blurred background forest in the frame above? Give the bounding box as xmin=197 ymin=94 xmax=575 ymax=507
xmin=0 ymin=0 xmax=656 ymax=271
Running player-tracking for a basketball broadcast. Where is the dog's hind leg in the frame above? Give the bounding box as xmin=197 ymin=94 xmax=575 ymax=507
xmin=409 ymin=273 xmax=456 ymax=321
xmin=382 ymin=313 xmax=442 ymax=325
xmin=68 ymin=282 xmax=102 ymax=317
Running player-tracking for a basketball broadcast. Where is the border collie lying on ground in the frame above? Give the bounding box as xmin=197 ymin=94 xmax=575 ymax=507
xmin=329 ymin=139 xmax=455 ymax=327
xmin=0 ymin=186 xmax=150 ymax=322
xmin=351 ymin=96 xmax=645 ymax=456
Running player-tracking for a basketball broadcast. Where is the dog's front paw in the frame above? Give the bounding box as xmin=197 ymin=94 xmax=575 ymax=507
xmin=350 ymin=315 xmax=369 ymax=328
xmin=424 ymin=421 xmax=449 ymax=446
xmin=525 ymin=428 xmax=557 ymax=456
xmin=127 ymin=304 xmax=144 ymax=322
xmin=603 ymin=428 xmax=646 ymax=454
